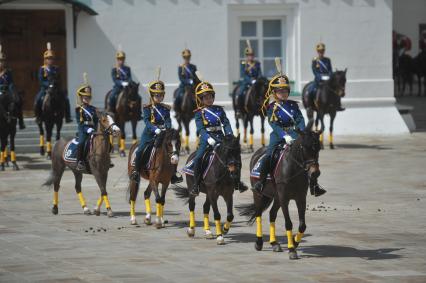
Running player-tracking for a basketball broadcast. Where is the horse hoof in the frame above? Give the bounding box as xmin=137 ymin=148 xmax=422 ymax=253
xmin=130 ymin=216 xmax=137 ymax=225
xmin=204 ymin=230 xmax=214 ymax=239
xmin=12 ymin=162 xmax=19 ymax=171
xmin=83 ymin=207 xmax=91 ymax=215
xmin=271 ymin=242 xmax=283 ymax=252
xmin=144 ymin=217 xmax=152 ymax=225
xmin=216 ymin=235 xmax=225 ymax=245
xmin=119 ymin=151 xmax=126 ymax=157
xmin=0 ymin=164 xmax=5 ymax=171
xmin=288 ymin=249 xmax=298 ymax=260
xmin=255 ymin=237 xmax=263 ymax=251
xmin=107 ymin=208 xmax=114 ymax=218
xmin=187 ymin=227 xmax=195 ymax=237
xmin=93 ymin=208 xmax=101 ymax=216
xmin=330 ymin=143 xmax=335 ymax=149
xmin=46 ymin=153 xmax=51 ymax=160
xmin=52 ymin=205 xmax=58 ymax=215
xmin=40 ymin=147 xmax=45 ymax=156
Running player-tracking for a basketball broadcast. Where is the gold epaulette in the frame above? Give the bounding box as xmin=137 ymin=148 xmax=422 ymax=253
xmin=143 ymin=104 xmax=152 ymax=108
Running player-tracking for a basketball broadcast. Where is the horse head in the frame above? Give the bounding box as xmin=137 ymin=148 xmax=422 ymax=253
xmin=331 ymin=69 xmax=347 ymax=98
xmin=217 ymin=134 xmax=241 ymax=177
xmin=97 ymin=110 xmax=120 ymax=137
xmin=158 ymin=128 xmax=180 ymax=165
xmin=295 ymin=120 xmax=322 ymax=181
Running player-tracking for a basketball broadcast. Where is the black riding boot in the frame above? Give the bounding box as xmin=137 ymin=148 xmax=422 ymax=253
xmin=76 ymin=143 xmax=86 ymax=171
xmin=336 ymin=97 xmax=345 ymax=111
xmin=34 ymin=103 xmax=42 ymax=124
xmin=65 ymin=98 xmax=73 ymax=123
xmin=130 ymin=151 xmax=142 ymax=182
xmin=190 ymin=161 xmax=202 ymax=196
xmin=252 ymin=156 xmax=270 ymax=194
xmin=16 ymin=106 xmax=25 ymax=129
xmin=310 ymin=178 xmax=327 ymax=197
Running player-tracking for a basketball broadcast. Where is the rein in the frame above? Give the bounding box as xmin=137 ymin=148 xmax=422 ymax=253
xmin=281 ymin=143 xmax=318 ymax=183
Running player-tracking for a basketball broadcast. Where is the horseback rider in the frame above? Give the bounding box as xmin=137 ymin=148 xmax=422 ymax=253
xmin=109 ymin=47 xmax=142 ymax=119
xmin=0 ymin=45 xmax=25 ymax=129
xmin=174 ymin=48 xmax=198 ymax=111
xmin=236 ymin=40 xmax=262 ymax=117
xmin=130 ymin=77 xmax=182 ymax=184
xmin=75 ymin=74 xmax=98 ymax=171
xmin=190 ymin=77 xmax=247 ymax=196
xmin=34 ymin=42 xmax=72 ymax=123
xmin=310 ymin=43 xmax=344 ymax=111
xmin=252 ymin=62 xmax=326 ymax=197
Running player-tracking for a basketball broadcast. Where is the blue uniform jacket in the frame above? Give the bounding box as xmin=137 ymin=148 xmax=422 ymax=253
xmin=178 ymin=63 xmax=197 ymax=85
xmin=143 ymin=103 xmax=172 ymax=134
xmin=240 ymin=60 xmax=262 ymax=84
xmin=312 ymin=57 xmax=332 ymax=83
xmin=38 ymin=65 xmax=59 ymax=89
xmin=76 ymin=104 xmax=98 ymax=141
xmin=112 ymin=65 xmax=132 ymax=87
xmin=195 ymin=105 xmax=233 ymax=142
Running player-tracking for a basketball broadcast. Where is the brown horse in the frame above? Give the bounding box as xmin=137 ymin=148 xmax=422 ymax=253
xmin=42 ymin=110 xmax=120 ymax=216
xmin=127 ymin=128 xmax=180 ymax=227
xmin=173 ymin=85 xmax=197 ymax=154
xmin=105 ymin=81 xmax=141 ymax=157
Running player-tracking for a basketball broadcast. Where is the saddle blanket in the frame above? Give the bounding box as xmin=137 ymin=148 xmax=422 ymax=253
xmin=130 ymin=147 xmax=156 ymax=170
xmin=63 ymin=138 xmax=80 ymax=163
xmin=250 ymin=147 xmax=287 ymax=180
xmin=182 ymin=153 xmax=215 ymax=179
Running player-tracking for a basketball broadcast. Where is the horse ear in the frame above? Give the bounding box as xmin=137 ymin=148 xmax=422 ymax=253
xmin=344 ymin=68 xmax=347 ymax=74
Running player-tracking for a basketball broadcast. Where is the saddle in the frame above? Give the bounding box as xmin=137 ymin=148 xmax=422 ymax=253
xmin=250 ymin=143 xmax=289 ymax=180
xmin=182 ymin=148 xmax=215 ymax=179
xmin=63 ymin=136 xmax=93 ymax=164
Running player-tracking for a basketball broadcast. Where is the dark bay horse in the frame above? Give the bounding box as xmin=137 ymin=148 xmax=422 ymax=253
xmin=173 ymin=84 xmax=197 ymax=154
xmin=0 ymin=87 xmax=21 ymax=170
xmin=37 ymin=75 xmax=65 ymax=158
xmin=302 ymin=70 xmax=347 ymax=149
xmin=105 ymin=81 xmax=141 ymax=157
xmin=175 ymin=134 xmax=241 ymax=245
xmin=42 ymin=111 xmax=120 ymax=217
xmin=237 ymin=123 xmax=321 ymax=259
xmin=414 ymin=50 xmax=426 ymax=96
xmin=232 ymin=77 xmax=269 ymax=152
xmin=127 ymin=128 xmax=180 ymax=227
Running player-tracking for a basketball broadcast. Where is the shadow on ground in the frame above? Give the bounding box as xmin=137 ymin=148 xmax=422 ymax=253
xmin=300 ymin=245 xmax=403 ymax=260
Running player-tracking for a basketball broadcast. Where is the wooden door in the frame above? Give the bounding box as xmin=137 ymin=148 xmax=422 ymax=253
xmin=0 ymin=10 xmax=67 ymax=116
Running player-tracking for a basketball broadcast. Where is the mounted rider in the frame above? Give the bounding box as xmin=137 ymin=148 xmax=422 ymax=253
xmin=130 ymin=69 xmax=182 ymax=184
xmin=253 ymin=58 xmax=326 ymax=197
xmin=190 ymin=73 xmax=247 ymax=196
xmin=75 ymin=73 xmax=98 ymax=171
xmin=236 ymin=40 xmax=262 ymax=117
xmin=174 ymin=48 xmax=198 ymax=111
xmin=34 ymin=42 xmax=72 ymax=124
xmin=0 ymin=45 xmax=25 ymax=129
xmin=109 ymin=46 xmax=141 ymax=119
xmin=310 ymin=43 xmax=344 ymax=111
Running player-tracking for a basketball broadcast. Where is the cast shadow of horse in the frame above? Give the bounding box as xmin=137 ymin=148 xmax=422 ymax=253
xmin=334 ymin=144 xmax=393 ymax=150
xmin=300 ymin=245 xmax=403 ymax=260
xmin=111 ymin=210 xmax=181 ymax=218
xmin=168 ymin=220 xmax=248 ymax=230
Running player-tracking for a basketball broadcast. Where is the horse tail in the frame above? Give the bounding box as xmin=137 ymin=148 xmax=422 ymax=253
xmin=236 ymin=195 xmax=274 ymax=225
xmin=42 ymin=171 xmax=55 ymax=188
xmin=173 ymin=185 xmax=190 ymax=204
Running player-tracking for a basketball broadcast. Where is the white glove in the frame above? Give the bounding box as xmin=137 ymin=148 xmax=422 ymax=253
xmin=86 ymin=128 xmax=94 ymax=134
xmin=284 ymin=135 xmax=294 ymax=145
xmin=122 ymin=81 xmax=129 ymax=87
xmin=207 ymin=137 xmax=216 ymax=146
xmin=189 ymin=79 xmax=194 ymax=84
xmin=251 ymin=79 xmax=256 ymax=84
xmin=154 ymin=128 xmax=161 ymax=135
xmin=49 ymin=84 xmax=54 ymax=88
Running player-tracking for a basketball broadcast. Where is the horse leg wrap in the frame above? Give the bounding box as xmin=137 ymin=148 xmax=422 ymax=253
xmin=130 ymin=200 xmax=136 ymax=216
xmin=243 ymin=129 xmax=247 ymax=144
xmin=269 ymin=222 xmax=276 ymax=243
xmin=109 ymin=135 xmax=113 ymax=145
xmin=11 ymin=151 xmax=16 ymax=162
xmin=261 ymin=133 xmax=265 ymax=146
xmin=47 ymin=142 xmax=52 ymax=153
xmin=160 ymin=204 xmax=164 ymax=218
xmin=0 ymin=152 xmax=4 ymax=163
xmin=329 ymin=133 xmax=333 ymax=144
xmin=145 ymin=199 xmax=152 ymax=214
xmin=185 ymin=135 xmax=189 ymax=148
xmin=287 ymin=230 xmax=295 ymax=249
xmin=249 ymin=134 xmax=254 ymax=146
xmin=319 ymin=134 xmax=323 ymax=143
xmin=156 ymin=203 xmax=161 ymax=217
xmin=224 ymin=221 xmax=231 ymax=232
xmin=295 ymin=232 xmax=304 ymax=243
xmin=256 ymin=217 xmax=262 ymax=237
xmin=96 ymin=197 xmax=103 ymax=209
xmin=39 ymin=135 xmax=45 ymax=147
xmin=120 ymin=138 xmax=125 ymax=151
xmin=203 ymin=214 xmax=210 ymax=230
xmin=103 ymin=195 xmax=111 ymax=209
xmin=3 ymin=150 xmax=7 ymax=160
xmin=77 ymin=192 xmax=86 ymax=208
xmin=189 ymin=211 xmax=195 ymax=228
xmin=53 ymin=191 xmax=59 ymax=206
xmin=215 ymin=220 xmax=222 ymax=236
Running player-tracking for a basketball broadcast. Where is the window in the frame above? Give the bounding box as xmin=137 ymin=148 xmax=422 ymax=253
xmin=239 ymin=19 xmax=285 ymax=79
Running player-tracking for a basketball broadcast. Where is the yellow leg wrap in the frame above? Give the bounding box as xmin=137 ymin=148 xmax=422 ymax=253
xmin=3 ymin=150 xmax=7 ymax=160
xmin=269 ymin=222 xmax=276 ymax=243
xmin=224 ymin=221 xmax=231 ymax=230
xmin=189 ymin=211 xmax=195 ymax=228
xmin=120 ymin=138 xmax=125 ymax=151
xmin=261 ymin=133 xmax=265 ymax=146
xmin=295 ymin=232 xmax=304 ymax=243
xmin=215 ymin=220 xmax=222 ymax=235
xmin=145 ymin=198 xmax=151 ymax=214
xmin=39 ymin=135 xmax=44 ymax=146
xmin=11 ymin=151 xmax=16 ymax=162
xmin=77 ymin=192 xmax=86 ymax=207
xmin=319 ymin=134 xmax=323 ymax=143
xmin=53 ymin=191 xmax=59 ymax=206
xmin=96 ymin=197 xmax=103 ymax=208
xmin=0 ymin=152 xmax=4 ymax=163
xmin=130 ymin=200 xmax=136 ymax=216
xmin=160 ymin=204 xmax=164 ymax=218
xmin=47 ymin=142 xmax=52 ymax=152
xmin=103 ymin=195 xmax=111 ymax=209
xmin=203 ymin=214 xmax=210 ymax=230
xmin=329 ymin=133 xmax=333 ymax=144
xmin=156 ymin=203 xmax=161 ymax=217
xmin=109 ymin=135 xmax=113 ymax=145
xmin=287 ymin=230 xmax=294 ymax=249
xmin=256 ymin=216 xmax=262 ymax=237
xmin=185 ymin=135 xmax=189 ymax=148
xmin=132 ymin=139 xmax=138 ymax=145
xmin=243 ymin=129 xmax=247 ymax=143
xmin=249 ymin=134 xmax=254 ymax=146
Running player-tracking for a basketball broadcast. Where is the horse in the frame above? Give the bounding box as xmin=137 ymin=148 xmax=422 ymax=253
xmin=302 ymin=70 xmax=347 ymax=149
xmin=414 ymin=50 xmax=426 ymax=96
xmin=127 ymin=128 xmax=180 ymax=227
xmin=105 ymin=81 xmax=141 ymax=157
xmin=237 ymin=122 xmax=321 ymax=259
xmin=37 ymin=75 xmax=65 ymax=159
xmin=42 ymin=110 xmax=120 ymax=217
xmin=396 ymin=54 xmax=415 ymax=96
xmin=174 ymin=134 xmax=241 ymax=245
xmin=173 ymin=84 xmax=197 ymax=154
xmin=232 ymin=77 xmax=269 ymax=152
xmin=0 ymin=87 xmax=21 ymax=170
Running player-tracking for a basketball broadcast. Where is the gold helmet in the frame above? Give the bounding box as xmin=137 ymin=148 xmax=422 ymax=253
xmin=194 ymin=71 xmax=215 ymax=108
xmin=316 ymin=42 xmax=325 ymax=51
xmin=0 ymin=44 xmax=6 ymax=61
xmin=148 ymin=67 xmax=165 ymax=104
xmin=262 ymin=58 xmax=290 ymax=113
xmin=182 ymin=48 xmax=191 ymax=58
xmin=244 ymin=40 xmax=254 ymax=56
xmin=43 ymin=42 xmax=55 ymax=59
xmin=116 ymin=44 xmax=126 ymax=59
xmin=76 ymin=73 xmax=92 ymax=105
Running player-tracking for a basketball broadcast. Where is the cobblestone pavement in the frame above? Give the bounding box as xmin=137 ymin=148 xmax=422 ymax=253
xmin=0 ymin=133 xmax=425 ymax=283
